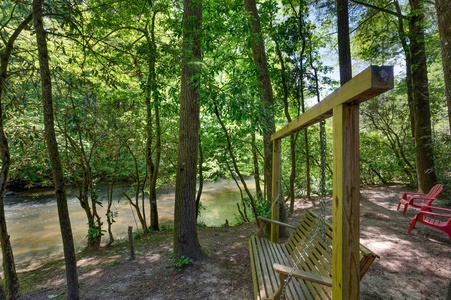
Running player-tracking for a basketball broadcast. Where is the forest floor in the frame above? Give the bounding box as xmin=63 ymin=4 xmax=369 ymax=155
xmin=19 ymin=185 xmax=451 ymax=299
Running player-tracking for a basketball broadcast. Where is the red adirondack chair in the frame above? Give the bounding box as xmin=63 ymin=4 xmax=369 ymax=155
xmin=397 ymin=184 xmax=443 ymax=215
xmin=408 ymin=205 xmax=451 ymax=239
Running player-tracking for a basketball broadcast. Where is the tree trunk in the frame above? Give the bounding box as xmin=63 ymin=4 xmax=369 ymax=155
xmin=273 ymin=38 xmax=297 ymax=212
xmin=394 ymin=1 xmax=415 ymax=138
xmin=337 ymin=0 xmax=352 ymax=84
xmin=244 ymin=0 xmax=283 ymax=227
xmin=243 ymin=0 xmax=276 ymax=203
xmin=213 ymin=99 xmax=260 ymax=226
xmin=195 ymin=136 xmax=204 ymax=218
xmin=0 ymin=12 xmax=31 ymax=299
xmin=409 ymin=0 xmax=437 ymax=192
xmin=251 ymin=133 xmax=263 ymax=201
xmin=33 ymin=1 xmax=79 ymax=298
xmin=146 ymin=11 xmax=160 ymax=231
xmin=173 ymin=0 xmax=205 ymax=261
xmin=435 ymin=0 xmax=451 ymax=134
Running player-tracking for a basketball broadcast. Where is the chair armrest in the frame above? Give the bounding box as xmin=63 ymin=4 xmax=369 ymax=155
xmin=273 ymin=263 xmax=332 ymax=286
xmin=409 ymin=197 xmax=437 ymax=204
xmin=402 ymin=192 xmax=426 ymax=199
xmin=419 ymin=206 xmax=451 ymax=215
xmin=408 ymin=195 xmax=433 ymax=201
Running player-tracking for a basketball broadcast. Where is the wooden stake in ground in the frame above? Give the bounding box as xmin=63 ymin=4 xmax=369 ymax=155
xmin=128 ymin=226 xmax=135 ymax=261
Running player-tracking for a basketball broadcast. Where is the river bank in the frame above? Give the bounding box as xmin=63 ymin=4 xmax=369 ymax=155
xmin=18 ymin=185 xmax=451 ymax=299
xmin=3 ymin=179 xmax=254 ymax=271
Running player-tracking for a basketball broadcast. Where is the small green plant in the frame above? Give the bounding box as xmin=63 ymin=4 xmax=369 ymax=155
xmin=161 ymin=224 xmax=173 ymax=231
xmin=174 ymin=255 xmax=193 ymax=270
xmin=197 ymin=221 xmax=207 ymax=228
xmin=108 ymin=260 xmax=120 ymax=266
xmin=86 ymin=226 xmax=105 ymax=239
xmin=133 ymin=230 xmax=145 ymax=239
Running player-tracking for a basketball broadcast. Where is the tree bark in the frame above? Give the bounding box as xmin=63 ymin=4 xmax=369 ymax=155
xmin=409 ymin=0 xmax=437 ymax=192
xmin=435 ymin=0 xmax=451 ymax=135
xmin=0 ymin=12 xmax=31 ymax=300
xmin=173 ymin=0 xmax=205 ymax=261
xmin=244 ymin=0 xmax=289 ymax=237
xmin=337 ymin=0 xmax=352 ymax=84
xmin=33 ymin=1 xmax=80 ymax=298
xmin=244 ymin=0 xmax=281 ymax=224
xmin=145 ymin=11 xmax=160 ymax=231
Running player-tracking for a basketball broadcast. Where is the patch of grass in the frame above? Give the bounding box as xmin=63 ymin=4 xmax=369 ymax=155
xmin=19 ymin=259 xmax=66 ymax=294
xmin=107 ymin=259 xmax=120 ymax=266
xmin=161 ymin=224 xmax=173 ymax=231
xmin=197 ymin=221 xmax=207 ymax=228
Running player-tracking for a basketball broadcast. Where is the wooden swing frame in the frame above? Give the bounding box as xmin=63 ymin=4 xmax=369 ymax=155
xmin=270 ymin=65 xmax=394 ymax=299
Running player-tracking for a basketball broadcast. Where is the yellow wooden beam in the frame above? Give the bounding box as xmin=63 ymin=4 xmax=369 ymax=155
xmin=271 ymin=65 xmax=393 ymax=141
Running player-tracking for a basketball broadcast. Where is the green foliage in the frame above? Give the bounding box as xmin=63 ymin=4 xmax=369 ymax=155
xmin=360 ymin=92 xmax=416 ymax=185
xmin=161 ymin=224 xmax=173 ymax=231
xmin=196 ymin=221 xmax=207 ymax=228
xmin=132 ymin=230 xmax=145 ymax=240
xmin=107 ymin=260 xmax=120 ymax=267
xmin=173 ymin=255 xmax=193 ymax=270
xmin=86 ymin=226 xmax=105 ymax=239
xmin=242 ymin=195 xmax=269 ymax=219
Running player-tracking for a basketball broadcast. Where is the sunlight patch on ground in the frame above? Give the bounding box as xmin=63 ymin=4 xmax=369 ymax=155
xmin=79 ymin=268 xmax=103 ymax=280
xmin=146 ymin=253 xmax=162 ymax=262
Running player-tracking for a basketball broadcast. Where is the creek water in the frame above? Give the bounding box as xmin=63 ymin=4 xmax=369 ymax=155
xmin=4 ymin=179 xmax=254 ymax=270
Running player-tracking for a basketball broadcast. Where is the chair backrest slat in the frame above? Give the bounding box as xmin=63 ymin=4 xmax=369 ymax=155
xmin=427 ymin=184 xmax=443 ymax=198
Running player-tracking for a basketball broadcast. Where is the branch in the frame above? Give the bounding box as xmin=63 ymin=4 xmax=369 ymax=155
xmin=351 ymin=0 xmax=406 ymax=19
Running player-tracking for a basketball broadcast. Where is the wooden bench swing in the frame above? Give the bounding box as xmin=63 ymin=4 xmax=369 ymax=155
xmin=249 ymin=66 xmax=394 ymax=300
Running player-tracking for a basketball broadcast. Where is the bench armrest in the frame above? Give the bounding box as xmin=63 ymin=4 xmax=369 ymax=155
xmin=272 ymin=263 xmax=332 ymax=300
xmin=257 ymin=216 xmax=296 ymax=229
xmin=256 ymin=216 xmax=296 ymax=236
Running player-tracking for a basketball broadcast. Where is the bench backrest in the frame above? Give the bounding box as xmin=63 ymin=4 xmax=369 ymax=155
xmin=285 ymin=211 xmax=333 ymax=280
xmin=285 ymin=211 xmax=378 ymax=280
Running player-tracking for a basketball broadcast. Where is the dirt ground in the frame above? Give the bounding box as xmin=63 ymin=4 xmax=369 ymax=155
xmin=19 ymin=185 xmax=451 ymax=299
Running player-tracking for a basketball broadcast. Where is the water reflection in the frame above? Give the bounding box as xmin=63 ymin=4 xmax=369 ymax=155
xmin=4 ymin=179 xmax=255 ymax=270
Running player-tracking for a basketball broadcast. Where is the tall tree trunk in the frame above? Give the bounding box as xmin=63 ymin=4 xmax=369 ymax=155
xmin=244 ymin=0 xmax=275 ymax=201
xmin=173 ymin=0 xmax=205 ymax=261
xmin=435 ymin=0 xmax=451 ymax=134
xmin=244 ymin=0 xmax=282 ymax=224
xmin=195 ymin=136 xmax=204 ymax=218
xmin=251 ymin=133 xmax=263 ymax=201
xmin=0 ymin=12 xmax=31 ymax=300
xmin=337 ymin=0 xmax=352 ymax=84
xmin=273 ymin=38 xmax=297 ymax=212
xmin=146 ymin=11 xmax=160 ymax=231
xmin=394 ymin=1 xmax=416 ymax=138
xmin=33 ymin=1 xmax=79 ymax=299
xmin=409 ymin=0 xmax=437 ymax=192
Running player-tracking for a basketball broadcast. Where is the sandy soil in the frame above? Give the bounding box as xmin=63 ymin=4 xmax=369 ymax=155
xmin=19 ymin=185 xmax=451 ymax=299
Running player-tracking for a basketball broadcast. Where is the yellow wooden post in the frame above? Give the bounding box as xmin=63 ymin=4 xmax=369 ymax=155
xmin=332 ymin=103 xmax=361 ymax=299
xmin=271 ymin=138 xmax=281 ymax=243
xmin=269 ymin=66 xmax=393 ymax=298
